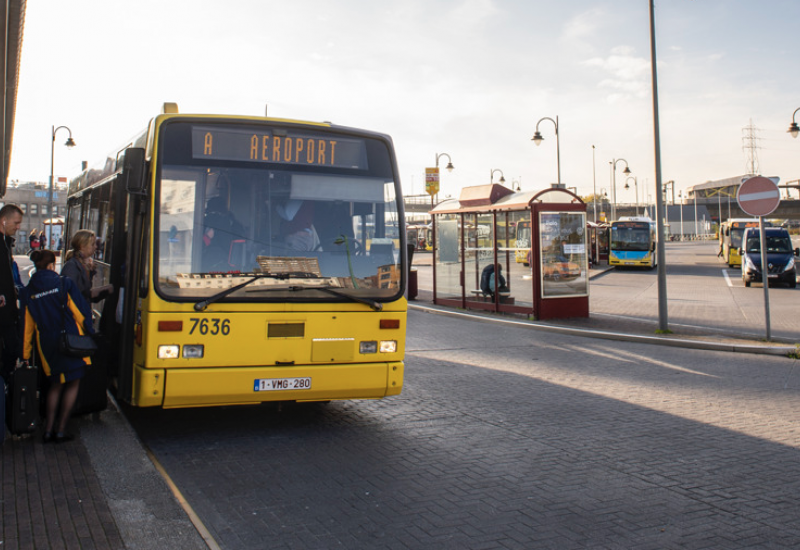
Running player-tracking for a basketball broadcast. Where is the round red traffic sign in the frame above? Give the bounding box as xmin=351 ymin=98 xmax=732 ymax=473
xmin=737 ymin=176 xmax=780 ymax=217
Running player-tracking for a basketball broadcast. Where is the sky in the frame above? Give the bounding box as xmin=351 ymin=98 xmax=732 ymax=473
xmin=8 ymin=0 xmax=800 ymax=205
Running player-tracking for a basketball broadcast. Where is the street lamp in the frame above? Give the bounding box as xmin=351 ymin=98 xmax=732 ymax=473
xmin=788 ymin=107 xmax=799 ymax=138
xmin=435 ymin=152 xmax=454 ymax=172
xmin=610 ymin=158 xmax=631 ymax=221
xmin=531 ymin=116 xmax=561 ymax=185
xmin=432 ymin=152 xmax=455 ymax=216
xmin=49 ymin=125 xmax=76 ymax=246
xmin=490 ymin=169 xmax=505 ymax=184
xmin=624 ymin=176 xmax=638 ymax=216
xmin=512 ymin=178 xmax=522 ymax=192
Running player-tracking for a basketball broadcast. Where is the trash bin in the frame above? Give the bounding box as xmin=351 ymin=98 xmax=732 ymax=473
xmin=406 ymin=243 xmax=417 ymax=300
xmin=408 ymin=270 xmax=418 ymax=300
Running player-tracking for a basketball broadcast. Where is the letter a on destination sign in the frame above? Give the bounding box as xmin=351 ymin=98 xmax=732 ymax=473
xmin=737 ymin=176 xmax=780 ymax=217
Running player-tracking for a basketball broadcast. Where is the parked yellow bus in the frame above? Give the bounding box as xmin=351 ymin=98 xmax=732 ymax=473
xmin=719 ymin=218 xmax=770 ymax=268
xmin=609 ymin=217 xmax=657 ymax=268
xmin=65 ymin=104 xmax=406 ymax=409
xmin=514 ymin=220 xmax=531 ymax=265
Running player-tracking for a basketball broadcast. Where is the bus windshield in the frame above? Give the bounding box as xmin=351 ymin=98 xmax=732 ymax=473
xmin=730 ymin=228 xmax=747 ymax=248
xmin=611 ymin=225 xmax=651 ymax=251
xmin=155 ymin=121 xmax=402 ymax=302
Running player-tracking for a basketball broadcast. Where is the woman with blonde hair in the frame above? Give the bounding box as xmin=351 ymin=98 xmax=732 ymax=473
xmin=61 ymin=229 xmax=112 ymax=303
xmin=20 ymin=249 xmax=94 ymax=442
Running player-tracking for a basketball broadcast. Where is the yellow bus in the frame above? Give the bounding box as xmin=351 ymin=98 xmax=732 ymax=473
xmin=719 ymin=218 xmax=770 ymax=268
xmin=514 ymin=220 xmax=531 ymax=265
xmin=609 ymin=217 xmax=657 ymax=268
xmin=65 ymin=104 xmax=406 ymax=409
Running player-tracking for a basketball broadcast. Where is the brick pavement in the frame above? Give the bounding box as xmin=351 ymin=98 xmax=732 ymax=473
xmin=124 ymin=310 xmax=800 ymax=549
xmin=2 ymin=404 xmax=207 ymax=550
xmin=1 ymin=429 xmax=123 ymax=549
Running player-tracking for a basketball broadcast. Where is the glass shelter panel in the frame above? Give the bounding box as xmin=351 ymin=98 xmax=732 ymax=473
xmin=539 ymin=212 xmax=588 ymax=298
xmin=434 ymin=215 xmax=461 ymax=300
xmin=504 ymin=210 xmax=533 ymax=309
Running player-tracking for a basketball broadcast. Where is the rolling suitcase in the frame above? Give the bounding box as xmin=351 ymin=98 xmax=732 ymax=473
xmin=72 ymin=335 xmax=108 ymax=416
xmin=6 ymin=363 xmax=39 ymax=435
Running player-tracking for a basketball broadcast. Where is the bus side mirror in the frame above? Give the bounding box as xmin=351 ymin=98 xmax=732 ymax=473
xmin=122 ymin=147 xmax=146 ymax=193
xmin=738 ymin=248 xmax=744 ymax=255
xmin=795 ymin=248 xmax=800 ymax=257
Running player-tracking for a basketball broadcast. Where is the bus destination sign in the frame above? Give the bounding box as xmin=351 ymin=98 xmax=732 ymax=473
xmin=191 ymin=126 xmax=368 ymax=170
xmin=614 ymin=221 xmax=648 ymax=229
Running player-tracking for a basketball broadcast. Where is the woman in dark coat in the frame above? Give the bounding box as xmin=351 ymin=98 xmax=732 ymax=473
xmin=20 ymin=250 xmax=94 ymax=443
xmin=61 ymin=229 xmax=112 ymax=303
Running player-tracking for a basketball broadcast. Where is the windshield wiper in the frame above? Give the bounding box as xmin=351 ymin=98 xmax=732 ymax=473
xmin=240 ymin=283 xmax=384 ymax=311
xmin=193 ymin=272 xmax=324 ymax=312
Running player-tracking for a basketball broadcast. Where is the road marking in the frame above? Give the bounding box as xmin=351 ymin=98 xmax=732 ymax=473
xmin=722 ymin=269 xmax=734 ymax=287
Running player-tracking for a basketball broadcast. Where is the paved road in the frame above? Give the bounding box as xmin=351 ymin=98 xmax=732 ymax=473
xmin=126 ymin=309 xmax=800 ymax=549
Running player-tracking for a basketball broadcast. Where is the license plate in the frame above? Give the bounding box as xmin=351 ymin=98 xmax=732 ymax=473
xmin=253 ymin=377 xmax=312 ymax=391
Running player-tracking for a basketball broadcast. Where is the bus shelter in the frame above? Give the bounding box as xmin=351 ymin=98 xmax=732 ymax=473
xmin=431 ymin=184 xmax=589 ymax=320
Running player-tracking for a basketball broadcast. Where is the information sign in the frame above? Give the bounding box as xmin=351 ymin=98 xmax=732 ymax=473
xmin=425 ymin=167 xmax=440 ymax=196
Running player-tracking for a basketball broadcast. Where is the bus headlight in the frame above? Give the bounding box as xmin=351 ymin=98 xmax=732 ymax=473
xmin=182 ymin=345 xmax=204 ymax=359
xmin=379 ymin=340 xmax=397 ymax=353
xmin=359 ymin=341 xmax=378 ymax=354
xmin=785 ymin=257 xmax=795 ymax=271
xmin=158 ymin=345 xmax=180 ymax=359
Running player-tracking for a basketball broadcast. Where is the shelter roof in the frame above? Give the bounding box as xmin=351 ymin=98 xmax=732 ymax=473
xmin=431 ymin=186 xmax=583 ymax=215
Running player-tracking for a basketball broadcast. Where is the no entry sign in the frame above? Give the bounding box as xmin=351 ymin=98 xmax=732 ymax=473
xmin=737 ymin=176 xmax=780 ymax=217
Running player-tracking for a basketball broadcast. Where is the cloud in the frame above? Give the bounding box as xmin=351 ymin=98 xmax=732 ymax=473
xmin=583 ymin=46 xmax=650 ymax=102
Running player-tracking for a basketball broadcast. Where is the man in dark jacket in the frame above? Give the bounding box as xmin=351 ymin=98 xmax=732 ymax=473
xmin=0 ymin=204 xmax=24 ymax=378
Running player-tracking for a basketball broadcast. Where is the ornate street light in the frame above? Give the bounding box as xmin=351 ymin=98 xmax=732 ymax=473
xmin=788 ymin=107 xmax=800 ymax=138
xmin=624 ymin=176 xmax=638 ymax=216
xmin=610 ymin=158 xmax=631 ymax=221
xmin=49 ymin=125 xmax=76 ymax=245
xmin=531 ymin=116 xmax=560 ymax=184
xmin=490 ymin=169 xmax=505 ymax=184
xmin=435 ymin=152 xmax=454 ymax=172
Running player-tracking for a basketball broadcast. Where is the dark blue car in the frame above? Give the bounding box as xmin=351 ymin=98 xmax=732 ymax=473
xmin=740 ymin=227 xmax=798 ymax=288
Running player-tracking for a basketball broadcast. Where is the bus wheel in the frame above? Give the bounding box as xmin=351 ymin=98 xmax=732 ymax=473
xmin=790 ymin=279 xmax=797 ymax=289
xmin=743 ymin=278 xmax=751 ymax=287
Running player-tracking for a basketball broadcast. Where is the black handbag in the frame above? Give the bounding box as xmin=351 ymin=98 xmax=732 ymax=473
xmin=59 ymin=281 xmax=97 ymax=358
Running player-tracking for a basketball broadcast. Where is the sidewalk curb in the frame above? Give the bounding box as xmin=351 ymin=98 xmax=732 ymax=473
xmin=409 ymin=303 xmax=796 ymax=357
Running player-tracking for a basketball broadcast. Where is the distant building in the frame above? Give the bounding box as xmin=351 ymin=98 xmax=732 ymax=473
xmin=1 ymin=179 xmax=68 ymax=253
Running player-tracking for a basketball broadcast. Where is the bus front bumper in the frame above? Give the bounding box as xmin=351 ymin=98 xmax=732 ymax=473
xmin=133 ymin=361 xmax=404 ymax=408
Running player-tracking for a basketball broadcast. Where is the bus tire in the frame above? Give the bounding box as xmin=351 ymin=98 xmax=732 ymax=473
xmin=743 ymin=277 xmax=751 ymax=287
xmin=790 ymin=279 xmax=797 ymax=289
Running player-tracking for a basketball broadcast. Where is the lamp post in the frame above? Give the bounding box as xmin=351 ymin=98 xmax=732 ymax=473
xmin=432 ymin=152 xmax=454 ymax=211
xmin=610 ymin=158 xmax=631 ymax=221
xmin=490 ymin=169 xmax=505 ymax=184
xmin=531 ymin=116 xmax=561 ymax=185
xmin=788 ymin=107 xmax=799 ymax=138
xmin=49 ymin=125 xmax=76 ymax=246
xmin=624 ymin=176 xmax=638 ymax=216
xmin=512 ymin=178 xmax=522 ymax=192
xmin=591 ymin=145 xmax=597 ymax=222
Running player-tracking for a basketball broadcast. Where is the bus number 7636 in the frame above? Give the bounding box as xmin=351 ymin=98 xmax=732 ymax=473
xmin=189 ymin=318 xmax=231 ymax=336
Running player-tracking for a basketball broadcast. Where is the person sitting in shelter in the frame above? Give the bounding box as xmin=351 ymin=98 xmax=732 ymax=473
xmin=480 ymin=263 xmax=509 ymax=299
